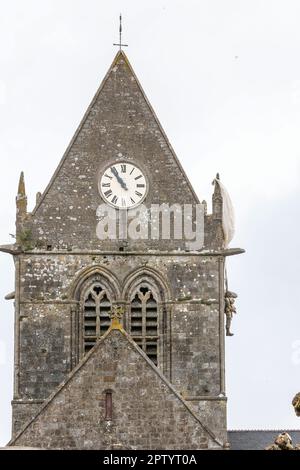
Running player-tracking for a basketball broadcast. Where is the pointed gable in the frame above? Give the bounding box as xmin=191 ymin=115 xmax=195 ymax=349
xmin=28 ymin=51 xmax=199 ymax=250
xmin=9 ymin=326 xmax=222 ymax=450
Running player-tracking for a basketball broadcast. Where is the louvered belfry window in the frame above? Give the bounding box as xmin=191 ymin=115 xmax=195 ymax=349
xmin=83 ymin=284 xmax=111 ymax=354
xmin=130 ymin=286 xmax=158 ymax=365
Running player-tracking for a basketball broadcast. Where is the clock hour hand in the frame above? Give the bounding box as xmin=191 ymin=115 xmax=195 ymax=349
xmin=110 ymin=167 xmax=128 ymax=190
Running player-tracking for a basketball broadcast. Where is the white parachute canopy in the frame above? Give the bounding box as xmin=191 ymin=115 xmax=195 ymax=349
xmin=215 ymin=179 xmax=235 ymax=248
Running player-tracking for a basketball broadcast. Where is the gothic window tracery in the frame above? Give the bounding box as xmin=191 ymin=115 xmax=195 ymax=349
xmin=83 ymin=284 xmax=111 ymax=354
xmin=129 ymin=285 xmax=159 ymax=365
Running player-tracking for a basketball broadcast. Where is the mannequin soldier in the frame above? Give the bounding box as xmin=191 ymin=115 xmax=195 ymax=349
xmin=224 ymin=291 xmax=237 ymax=336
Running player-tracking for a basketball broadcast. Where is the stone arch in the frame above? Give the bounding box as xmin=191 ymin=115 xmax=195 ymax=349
xmin=69 ymin=266 xmax=121 ymax=365
xmin=122 ymin=266 xmax=171 ymax=302
xmin=70 ymin=265 xmax=121 ymax=301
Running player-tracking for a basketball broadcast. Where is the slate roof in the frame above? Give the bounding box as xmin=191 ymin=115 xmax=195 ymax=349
xmin=228 ymin=430 xmax=300 ymax=450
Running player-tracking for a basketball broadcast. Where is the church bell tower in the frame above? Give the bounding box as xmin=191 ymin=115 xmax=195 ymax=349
xmin=1 ymin=44 xmax=244 ymax=449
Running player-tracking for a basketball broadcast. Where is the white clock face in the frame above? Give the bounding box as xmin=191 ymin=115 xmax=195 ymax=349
xmin=99 ymin=162 xmax=148 ymax=209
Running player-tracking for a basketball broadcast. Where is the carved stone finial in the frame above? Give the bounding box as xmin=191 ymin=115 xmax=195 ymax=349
xmin=109 ymin=305 xmax=125 ymax=330
xmin=17 ymin=171 xmax=26 ymax=197
xmin=212 ymin=174 xmax=222 ymax=220
xmin=36 ymin=192 xmax=42 ymax=205
xmin=16 ymin=171 xmax=28 ymax=239
xmin=16 ymin=171 xmax=27 ymax=217
xmin=292 ymin=392 xmax=300 ymax=417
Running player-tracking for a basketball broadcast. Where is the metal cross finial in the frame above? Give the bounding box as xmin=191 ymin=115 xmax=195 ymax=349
xmin=113 ymin=14 xmax=128 ymax=50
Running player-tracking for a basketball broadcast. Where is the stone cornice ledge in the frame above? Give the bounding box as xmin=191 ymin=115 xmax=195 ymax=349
xmin=184 ymin=395 xmax=227 ymax=401
xmin=11 ymin=399 xmax=44 ymax=405
xmin=4 ymin=247 xmax=245 ymax=256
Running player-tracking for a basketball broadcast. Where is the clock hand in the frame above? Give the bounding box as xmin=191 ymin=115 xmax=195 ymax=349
xmin=112 ymin=170 xmax=128 ymax=190
xmin=110 ymin=167 xmax=128 ymax=190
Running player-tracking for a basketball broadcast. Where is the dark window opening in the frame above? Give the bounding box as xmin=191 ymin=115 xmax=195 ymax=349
xmin=105 ymin=391 xmax=113 ymax=420
xmin=140 ymin=286 xmax=149 ymax=295
xmin=93 ymin=285 xmax=102 ymax=296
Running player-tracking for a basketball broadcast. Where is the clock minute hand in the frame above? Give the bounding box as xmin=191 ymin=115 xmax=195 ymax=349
xmin=111 ymin=167 xmax=127 ymax=189
xmin=110 ymin=167 xmax=128 ymax=190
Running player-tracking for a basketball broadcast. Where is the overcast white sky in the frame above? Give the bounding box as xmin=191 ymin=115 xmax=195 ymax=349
xmin=1 ymin=0 xmax=300 ymax=445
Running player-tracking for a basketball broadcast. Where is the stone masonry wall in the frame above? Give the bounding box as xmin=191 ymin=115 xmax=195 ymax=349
xmin=12 ymin=330 xmax=222 ymax=449
xmin=11 ymin=51 xmax=227 ymax=445
xmin=13 ymin=252 xmax=224 ymax=435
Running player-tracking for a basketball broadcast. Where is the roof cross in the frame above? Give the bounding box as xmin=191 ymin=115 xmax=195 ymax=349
xmin=113 ymin=14 xmax=128 ymax=50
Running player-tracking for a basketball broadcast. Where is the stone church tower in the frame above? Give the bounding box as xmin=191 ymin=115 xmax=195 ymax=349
xmin=1 ymin=50 xmax=243 ymax=449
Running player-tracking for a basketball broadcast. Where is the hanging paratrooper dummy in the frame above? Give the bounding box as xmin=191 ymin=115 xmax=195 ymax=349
xmin=224 ymin=290 xmax=237 ymax=336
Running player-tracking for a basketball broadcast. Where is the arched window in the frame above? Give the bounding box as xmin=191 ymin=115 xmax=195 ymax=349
xmin=129 ymin=285 xmax=158 ymax=365
xmin=83 ymin=284 xmax=111 ymax=354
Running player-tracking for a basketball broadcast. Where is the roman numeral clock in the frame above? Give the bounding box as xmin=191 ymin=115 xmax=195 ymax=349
xmin=99 ymin=162 xmax=148 ymax=209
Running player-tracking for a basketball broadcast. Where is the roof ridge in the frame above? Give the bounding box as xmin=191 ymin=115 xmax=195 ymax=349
xmin=31 ymin=51 xmax=123 ymax=215
xmin=118 ymin=51 xmax=200 ymax=205
xmin=9 ymin=325 xmax=223 ymax=448
xmin=8 ymin=325 xmax=114 ymax=445
xmin=118 ymin=326 xmax=223 ymax=446
xmin=32 ymin=50 xmax=199 ymax=216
